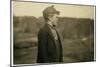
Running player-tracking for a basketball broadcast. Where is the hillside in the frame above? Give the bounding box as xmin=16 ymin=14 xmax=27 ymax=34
xmin=13 ymin=16 xmax=94 ymax=64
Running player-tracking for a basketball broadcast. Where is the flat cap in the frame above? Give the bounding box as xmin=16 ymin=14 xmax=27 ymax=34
xmin=43 ymin=5 xmax=60 ymax=15
xmin=43 ymin=5 xmax=60 ymax=19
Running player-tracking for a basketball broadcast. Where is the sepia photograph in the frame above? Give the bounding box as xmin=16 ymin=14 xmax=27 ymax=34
xmin=11 ymin=0 xmax=95 ymax=66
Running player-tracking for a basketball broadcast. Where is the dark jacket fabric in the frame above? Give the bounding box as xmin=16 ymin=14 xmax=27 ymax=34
xmin=37 ymin=24 xmax=63 ymax=63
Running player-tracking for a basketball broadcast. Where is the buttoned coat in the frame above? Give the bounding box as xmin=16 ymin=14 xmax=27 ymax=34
xmin=37 ymin=24 xmax=63 ymax=63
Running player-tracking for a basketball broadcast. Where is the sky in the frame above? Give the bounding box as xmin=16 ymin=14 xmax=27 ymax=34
xmin=13 ymin=1 xmax=95 ymax=19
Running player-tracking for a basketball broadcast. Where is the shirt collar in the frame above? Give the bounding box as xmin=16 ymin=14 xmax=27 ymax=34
xmin=47 ymin=21 xmax=57 ymax=30
xmin=47 ymin=21 xmax=53 ymax=27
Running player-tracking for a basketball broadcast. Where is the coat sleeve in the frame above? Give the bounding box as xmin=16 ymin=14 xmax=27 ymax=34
xmin=37 ymin=29 xmax=49 ymax=63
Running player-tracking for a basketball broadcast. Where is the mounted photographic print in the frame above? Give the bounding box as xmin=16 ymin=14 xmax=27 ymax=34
xmin=11 ymin=0 xmax=96 ymax=66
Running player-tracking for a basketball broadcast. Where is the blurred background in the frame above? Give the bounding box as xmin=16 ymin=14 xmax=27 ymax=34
xmin=13 ymin=1 xmax=95 ymax=64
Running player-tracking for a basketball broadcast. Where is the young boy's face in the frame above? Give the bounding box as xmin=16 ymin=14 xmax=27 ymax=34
xmin=48 ymin=14 xmax=59 ymax=26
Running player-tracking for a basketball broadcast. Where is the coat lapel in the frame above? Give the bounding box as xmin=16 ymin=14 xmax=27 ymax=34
xmin=54 ymin=28 xmax=61 ymax=42
xmin=45 ymin=24 xmax=56 ymax=43
xmin=44 ymin=23 xmax=62 ymax=45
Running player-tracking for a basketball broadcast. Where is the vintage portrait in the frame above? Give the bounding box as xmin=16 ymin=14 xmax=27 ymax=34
xmin=11 ymin=0 xmax=95 ymax=66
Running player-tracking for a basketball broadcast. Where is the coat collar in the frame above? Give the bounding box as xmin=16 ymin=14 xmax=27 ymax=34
xmin=44 ymin=23 xmax=61 ymax=42
xmin=44 ymin=23 xmax=62 ymax=48
xmin=47 ymin=21 xmax=53 ymax=27
xmin=44 ymin=23 xmax=56 ymax=42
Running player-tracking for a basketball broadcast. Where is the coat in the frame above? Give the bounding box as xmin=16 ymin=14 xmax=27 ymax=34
xmin=37 ymin=24 xmax=63 ymax=63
